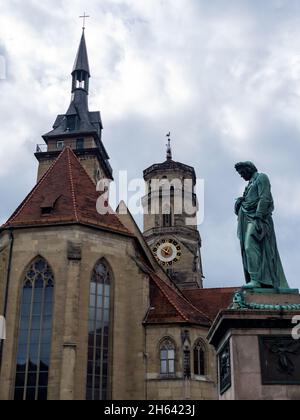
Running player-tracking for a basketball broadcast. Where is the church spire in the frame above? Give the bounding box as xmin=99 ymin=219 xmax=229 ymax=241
xmin=40 ymin=25 xmax=113 ymax=182
xmin=166 ymin=132 xmax=172 ymax=161
xmin=71 ymin=29 xmax=90 ymax=94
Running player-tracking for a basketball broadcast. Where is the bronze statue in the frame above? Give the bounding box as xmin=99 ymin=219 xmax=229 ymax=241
xmin=235 ymin=162 xmax=289 ymax=289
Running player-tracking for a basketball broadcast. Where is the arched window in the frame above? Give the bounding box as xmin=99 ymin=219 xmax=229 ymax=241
xmin=86 ymin=260 xmax=111 ymax=400
xmin=194 ymin=340 xmax=207 ymax=376
xmin=160 ymin=338 xmax=175 ymax=376
xmin=14 ymin=257 xmax=54 ymax=401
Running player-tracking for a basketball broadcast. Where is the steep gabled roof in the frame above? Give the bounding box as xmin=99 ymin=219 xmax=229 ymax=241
xmin=3 ymin=147 xmax=129 ymax=235
xmin=145 ymin=273 xmax=211 ymax=326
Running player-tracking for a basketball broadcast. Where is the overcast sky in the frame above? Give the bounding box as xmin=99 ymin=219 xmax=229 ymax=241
xmin=0 ymin=0 xmax=300 ymax=289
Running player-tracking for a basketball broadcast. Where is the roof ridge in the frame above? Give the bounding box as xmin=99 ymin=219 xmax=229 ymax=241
xmin=66 ymin=148 xmax=79 ymax=221
xmin=150 ymin=274 xmax=188 ymax=322
xmin=179 ymin=291 xmax=213 ymax=322
xmin=3 ymin=147 xmax=130 ymax=234
xmin=184 ymin=287 xmax=238 ymax=292
xmin=5 ymin=149 xmax=67 ymax=226
xmin=66 ymin=146 xmax=119 ymax=217
xmin=151 ymin=273 xmax=211 ymax=324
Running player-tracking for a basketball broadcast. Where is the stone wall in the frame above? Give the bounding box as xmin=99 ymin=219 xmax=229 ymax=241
xmin=145 ymin=325 xmax=218 ymax=400
xmin=37 ymin=152 xmax=106 ymax=184
xmin=0 ymin=225 xmax=149 ymax=400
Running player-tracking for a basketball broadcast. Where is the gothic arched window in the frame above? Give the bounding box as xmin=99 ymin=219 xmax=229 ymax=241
xmin=86 ymin=260 xmax=111 ymax=400
xmin=14 ymin=257 xmax=54 ymax=401
xmin=194 ymin=340 xmax=207 ymax=376
xmin=160 ymin=338 xmax=175 ymax=376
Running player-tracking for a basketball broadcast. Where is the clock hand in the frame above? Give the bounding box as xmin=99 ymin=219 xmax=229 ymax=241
xmin=163 ymin=247 xmax=172 ymax=257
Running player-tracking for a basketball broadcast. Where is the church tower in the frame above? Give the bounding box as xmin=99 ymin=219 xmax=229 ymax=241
xmin=35 ymin=30 xmax=112 ymax=184
xmin=143 ymin=136 xmax=204 ymax=289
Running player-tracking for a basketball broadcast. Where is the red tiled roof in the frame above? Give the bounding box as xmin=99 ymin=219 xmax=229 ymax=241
xmin=3 ymin=147 xmax=130 ymax=235
xmin=183 ymin=287 xmax=238 ymax=321
xmin=145 ymin=273 xmax=212 ymax=326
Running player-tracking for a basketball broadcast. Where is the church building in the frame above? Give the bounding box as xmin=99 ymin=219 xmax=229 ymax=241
xmin=1 ymin=29 xmax=300 ymax=401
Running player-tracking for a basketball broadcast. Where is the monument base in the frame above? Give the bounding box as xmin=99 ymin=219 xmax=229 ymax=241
xmin=243 ymin=287 xmax=299 ymax=295
xmin=207 ymin=290 xmax=300 ymax=400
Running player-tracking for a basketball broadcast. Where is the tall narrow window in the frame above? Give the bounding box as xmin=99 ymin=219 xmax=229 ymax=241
xmin=163 ymin=205 xmax=172 ymax=227
xmin=86 ymin=260 xmax=111 ymax=400
xmin=14 ymin=257 xmax=54 ymax=401
xmin=76 ymin=138 xmax=84 ymax=150
xmin=183 ymin=349 xmax=191 ymax=379
xmin=194 ymin=340 xmax=206 ymax=376
xmin=163 ymin=213 xmax=172 ymax=227
xmin=160 ymin=338 xmax=175 ymax=376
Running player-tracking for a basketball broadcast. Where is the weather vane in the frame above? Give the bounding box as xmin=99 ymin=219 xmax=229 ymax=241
xmin=166 ymin=132 xmax=172 ymax=160
xmin=79 ymin=12 xmax=90 ymax=30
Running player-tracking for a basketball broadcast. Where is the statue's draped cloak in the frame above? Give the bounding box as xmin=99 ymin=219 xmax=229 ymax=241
xmin=237 ymin=172 xmax=288 ymax=288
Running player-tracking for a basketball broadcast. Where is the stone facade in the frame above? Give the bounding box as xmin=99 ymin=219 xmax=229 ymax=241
xmin=208 ymin=300 xmax=300 ymax=401
xmin=145 ymin=325 xmax=217 ymax=400
xmin=36 ymin=144 xmax=108 ymax=184
xmin=143 ymin=162 xmax=203 ymax=289
xmin=0 ymin=225 xmax=149 ymax=400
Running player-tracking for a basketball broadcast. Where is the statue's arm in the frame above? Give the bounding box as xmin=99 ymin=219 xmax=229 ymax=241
xmin=235 ymin=197 xmax=244 ymax=215
xmin=256 ymin=174 xmax=273 ymax=218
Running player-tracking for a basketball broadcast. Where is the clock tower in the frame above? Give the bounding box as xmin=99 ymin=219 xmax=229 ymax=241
xmin=143 ymin=137 xmax=204 ymax=289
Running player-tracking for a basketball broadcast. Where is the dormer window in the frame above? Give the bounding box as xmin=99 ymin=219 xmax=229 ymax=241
xmin=41 ymin=207 xmax=53 ymax=216
xmin=67 ymin=115 xmax=77 ymax=131
xmin=40 ymin=195 xmax=61 ymax=216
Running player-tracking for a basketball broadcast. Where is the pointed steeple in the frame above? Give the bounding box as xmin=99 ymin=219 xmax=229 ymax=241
xmin=72 ymin=30 xmax=90 ymax=78
xmin=71 ymin=30 xmax=90 ymax=94
xmin=40 ymin=28 xmax=113 ymax=182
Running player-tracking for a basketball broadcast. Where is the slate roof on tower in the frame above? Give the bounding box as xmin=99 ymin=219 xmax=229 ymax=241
xmin=72 ymin=30 xmax=90 ymax=76
xmin=2 ymin=147 xmax=129 ymax=235
xmin=144 ymin=159 xmax=196 ymax=183
xmin=40 ymin=29 xmax=112 ymax=180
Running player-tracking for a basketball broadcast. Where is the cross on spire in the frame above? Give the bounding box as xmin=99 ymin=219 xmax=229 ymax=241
xmin=79 ymin=12 xmax=90 ymax=30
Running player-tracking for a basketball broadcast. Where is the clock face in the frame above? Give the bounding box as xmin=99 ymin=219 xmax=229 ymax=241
xmin=152 ymin=239 xmax=182 ymax=266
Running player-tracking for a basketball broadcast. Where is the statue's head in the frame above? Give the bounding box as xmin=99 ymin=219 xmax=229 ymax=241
xmin=235 ymin=161 xmax=258 ymax=181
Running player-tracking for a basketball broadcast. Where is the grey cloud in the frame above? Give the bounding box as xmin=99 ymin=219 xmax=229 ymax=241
xmin=0 ymin=0 xmax=299 ymax=289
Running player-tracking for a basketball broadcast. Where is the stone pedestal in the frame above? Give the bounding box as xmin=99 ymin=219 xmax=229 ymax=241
xmin=207 ymin=290 xmax=300 ymax=400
